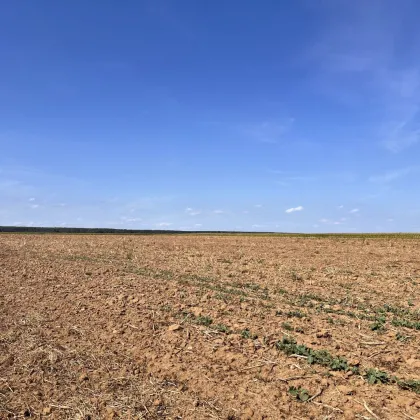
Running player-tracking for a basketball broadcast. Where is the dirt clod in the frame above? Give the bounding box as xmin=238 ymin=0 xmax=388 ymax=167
xmin=168 ymin=324 xmax=182 ymax=331
xmin=337 ymin=385 xmax=355 ymax=395
xmin=79 ymin=372 xmax=89 ymax=382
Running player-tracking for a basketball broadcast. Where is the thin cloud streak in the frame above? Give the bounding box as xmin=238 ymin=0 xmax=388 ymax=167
xmin=369 ymin=167 xmax=414 ymax=183
xmin=285 ymin=206 xmax=303 ymax=213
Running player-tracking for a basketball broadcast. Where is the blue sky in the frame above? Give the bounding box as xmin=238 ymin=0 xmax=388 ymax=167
xmin=1 ymin=0 xmax=420 ymax=232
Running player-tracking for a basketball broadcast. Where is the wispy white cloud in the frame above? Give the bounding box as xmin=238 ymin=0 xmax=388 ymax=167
xmin=369 ymin=167 xmax=415 ymax=183
xmin=178 ymin=224 xmax=203 ymax=230
xmin=319 ymin=218 xmax=345 ymax=225
xmin=30 ymin=204 xmax=39 ymax=209
xmin=213 ymin=209 xmax=225 ymax=214
xmin=337 ymin=205 xmax=344 ymax=209
xmin=268 ymin=169 xmax=286 ymax=175
xmin=254 ymin=204 xmax=263 ymax=208
xmin=270 ymin=170 xmax=355 ymax=187
xmin=29 ymin=197 xmax=36 ymax=202
xmin=349 ymin=208 xmax=359 ymax=214
xmin=13 ymin=221 xmax=35 ymax=227
xmin=185 ymin=207 xmax=201 ymax=216
xmin=384 ymin=130 xmax=420 ymax=153
xmin=380 ymin=74 xmax=420 ymax=152
xmin=305 ymin=1 xmax=420 ymax=152
xmin=285 ymin=206 xmax=303 ymax=213
xmin=242 ymin=119 xmax=294 ymax=144
xmin=156 ymin=222 xmax=172 ymax=227
xmin=120 ymin=216 xmax=142 ymax=223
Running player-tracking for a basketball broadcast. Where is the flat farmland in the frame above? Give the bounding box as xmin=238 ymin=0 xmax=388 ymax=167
xmin=0 ymin=234 xmax=419 ymax=419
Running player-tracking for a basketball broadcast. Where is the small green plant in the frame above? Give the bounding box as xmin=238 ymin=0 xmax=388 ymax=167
xmin=276 ymin=336 xmax=355 ymax=372
xmin=214 ymin=324 xmax=231 ymax=334
xmin=241 ymin=329 xmax=257 ymax=339
xmin=364 ymin=368 xmax=390 ymax=384
xmin=392 ymin=318 xmax=420 ymax=330
xmin=288 ymin=386 xmax=311 ymax=402
xmin=286 ymin=310 xmax=305 ymax=318
xmin=244 ymin=282 xmax=260 ymax=291
xmin=370 ymin=317 xmax=386 ymax=331
xmin=397 ymin=379 xmax=420 ymax=394
xmin=281 ymin=322 xmax=294 ymax=331
xmin=195 ymin=316 xmax=213 ymax=327
xmin=396 ymin=332 xmax=411 ymax=342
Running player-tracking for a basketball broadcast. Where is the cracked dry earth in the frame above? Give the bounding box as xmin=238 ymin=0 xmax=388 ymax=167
xmin=0 ymin=234 xmax=419 ymax=420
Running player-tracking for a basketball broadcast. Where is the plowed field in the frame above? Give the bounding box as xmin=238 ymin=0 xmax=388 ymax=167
xmin=1 ymin=234 xmax=419 ymax=419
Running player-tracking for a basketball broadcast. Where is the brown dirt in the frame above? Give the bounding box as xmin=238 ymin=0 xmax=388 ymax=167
xmin=1 ymin=234 xmax=419 ymax=419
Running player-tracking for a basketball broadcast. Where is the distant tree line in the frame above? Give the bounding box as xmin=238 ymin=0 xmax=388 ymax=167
xmin=0 ymin=226 xmax=186 ymax=234
xmin=0 ymin=226 xmax=265 ymax=235
xmin=0 ymin=226 xmax=415 ymax=237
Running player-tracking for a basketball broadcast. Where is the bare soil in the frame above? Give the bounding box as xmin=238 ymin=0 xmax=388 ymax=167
xmin=1 ymin=234 xmax=419 ymax=419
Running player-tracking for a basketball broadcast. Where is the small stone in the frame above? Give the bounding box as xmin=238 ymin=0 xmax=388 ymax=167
xmin=406 ymin=358 xmax=420 ymax=369
xmin=79 ymin=372 xmax=89 ymax=382
xmin=200 ymin=293 xmax=212 ymax=302
xmin=242 ymin=407 xmax=254 ymax=419
xmin=105 ymin=408 xmax=116 ymax=420
xmin=395 ymin=396 xmax=414 ymax=407
xmin=153 ymin=399 xmax=162 ymax=406
xmin=383 ymin=355 xmax=400 ymax=363
xmin=42 ymin=407 xmax=52 ymax=415
xmin=343 ymin=409 xmax=354 ymax=419
xmin=190 ymin=307 xmax=203 ymax=317
xmin=168 ymin=324 xmax=182 ymax=331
